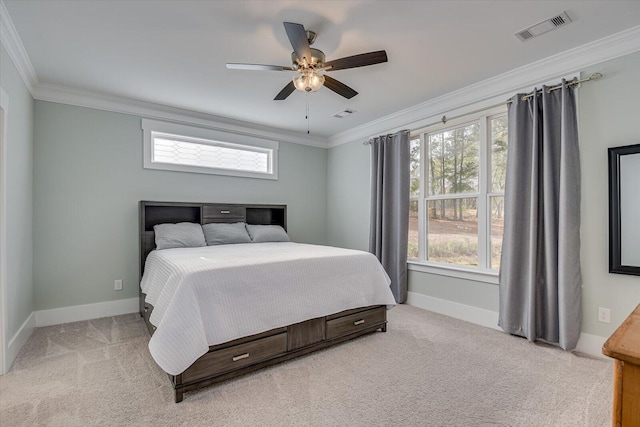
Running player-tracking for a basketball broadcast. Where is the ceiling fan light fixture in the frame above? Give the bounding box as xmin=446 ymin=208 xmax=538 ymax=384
xmin=293 ymin=70 xmax=325 ymax=92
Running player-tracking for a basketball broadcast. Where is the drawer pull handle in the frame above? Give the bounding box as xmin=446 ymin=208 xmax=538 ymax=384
xmin=354 ymin=319 xmax=365 ymax=326
xmin=144 ymin=307 xmax=148 ymax=313
xmin=232 ymin=353 xmax=249 ymax=362
xmin=220 ymin=210 xmax=230 ymax=214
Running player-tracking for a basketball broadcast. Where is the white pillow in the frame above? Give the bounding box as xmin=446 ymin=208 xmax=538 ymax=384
xmin=154 ymin=222 xmax=206 ymax=250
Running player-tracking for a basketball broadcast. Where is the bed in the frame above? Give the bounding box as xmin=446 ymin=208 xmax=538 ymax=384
xmin=139 ymin=201 xmax=395 ymax=402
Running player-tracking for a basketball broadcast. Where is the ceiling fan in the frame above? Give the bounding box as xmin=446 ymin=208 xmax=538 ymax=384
xmin=226 ymin=22 xmax=388 ymax=101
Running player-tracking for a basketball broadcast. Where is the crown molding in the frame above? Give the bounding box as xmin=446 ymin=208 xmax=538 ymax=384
xmin=3 ymin=0 xmax=639 ymax=150
xmin=1 ymin=0 xmax=325 ymax=148
xmin=34 ymin=83 xmax=327 ymax=148
xmin=0 ymin=0 xmax=38 ymax=94
xmin=327 ymin=24 xmax=640 ymax=148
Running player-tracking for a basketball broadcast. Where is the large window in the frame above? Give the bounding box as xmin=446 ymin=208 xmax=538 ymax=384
xmin=408 ymin=110 xmax=508 ymax=273
xmin=142 ymin=119 xmax=279 ymax=180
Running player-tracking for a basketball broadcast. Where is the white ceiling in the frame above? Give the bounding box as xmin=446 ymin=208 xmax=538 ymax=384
xmin=4 ymin=0 xmax=640 ymax=139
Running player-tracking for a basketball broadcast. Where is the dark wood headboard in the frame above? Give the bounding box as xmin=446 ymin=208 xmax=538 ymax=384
xmin=139 ymin=201 xmax=287 ymax=279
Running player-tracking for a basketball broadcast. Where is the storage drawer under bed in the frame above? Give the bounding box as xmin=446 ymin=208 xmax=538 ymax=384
xmin=326 ymin=306 xmax=386 ymax=340
xmin=182 ymin=332 xmax=287 ymax=383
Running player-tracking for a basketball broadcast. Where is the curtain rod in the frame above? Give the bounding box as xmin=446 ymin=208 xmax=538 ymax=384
xmin=362 ymin=130 xmax=411 ymax=145
xmin=363 ymin=72 xmax=602 ymax=145
xmin=514 ymin=72 xmax=602 ymax=102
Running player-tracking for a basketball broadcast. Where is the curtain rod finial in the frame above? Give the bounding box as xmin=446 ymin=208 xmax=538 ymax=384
xmin=590 ymin=72 xmax=603 ymax=81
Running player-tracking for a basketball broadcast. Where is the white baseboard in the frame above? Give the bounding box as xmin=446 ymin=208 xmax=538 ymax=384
xmin=406 ymin=291 xmax=607 ymax=359
xmin=2 ymin=298 xmax=139 ymax=372
xmin=574 ymin=332 xmax=608 ymax=360
xmin=5 ymin=312 xmax=35 ymax=373
xmin=35 ymin=297 xmax=139 ymax=327
xmin=407 ymin=291 xmax=501 ymax=331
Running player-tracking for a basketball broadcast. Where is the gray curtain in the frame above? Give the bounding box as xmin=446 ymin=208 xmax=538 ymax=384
xmin=499 ymin=80 xmax=582 ymax=350
xmin=369 ymin=131 xmax=410 ymax=303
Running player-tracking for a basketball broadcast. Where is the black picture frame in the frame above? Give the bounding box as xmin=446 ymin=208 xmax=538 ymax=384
xmin=608 ymin=143 xmax=640 ymax=276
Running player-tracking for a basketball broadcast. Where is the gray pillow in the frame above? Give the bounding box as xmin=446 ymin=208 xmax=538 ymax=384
xmin=154 ymin=222 xmax=206 ymax=250
xmin=246 ymin=224 xmax=290 ymax=243
xmin=202 ymin=222 xmax=252 ymax=245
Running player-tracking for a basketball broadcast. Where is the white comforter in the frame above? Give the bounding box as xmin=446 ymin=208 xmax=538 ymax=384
xmin=140 ymin=242 xmax=396 ymax=375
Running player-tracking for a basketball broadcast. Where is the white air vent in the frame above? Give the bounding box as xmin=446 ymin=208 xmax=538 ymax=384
xmin=515 ymin=11 xmax=572 ymax=42
xmin=332 ymin=109 xmax=355 ymax=119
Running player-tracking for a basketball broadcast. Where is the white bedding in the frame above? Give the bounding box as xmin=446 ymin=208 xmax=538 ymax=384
xmin=140 ymin=242 xmax=396 ymax=375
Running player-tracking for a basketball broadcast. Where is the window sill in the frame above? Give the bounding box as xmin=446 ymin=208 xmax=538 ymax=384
xmin=407 ymin=260 xmax=499 ymax=285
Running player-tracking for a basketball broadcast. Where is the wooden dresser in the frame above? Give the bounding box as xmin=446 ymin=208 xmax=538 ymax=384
xmin=602 ymin=304 xmax=640 ymax=426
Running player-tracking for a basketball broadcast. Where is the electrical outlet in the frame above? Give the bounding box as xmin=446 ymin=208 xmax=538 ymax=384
xmin=114 ymin=279 xmax=123 ymax=291
xmin=597 ymin=307 xmax=610 ymax=324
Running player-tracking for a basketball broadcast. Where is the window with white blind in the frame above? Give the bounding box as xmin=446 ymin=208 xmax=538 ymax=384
xmin=142 ymin=119 xmax=279 ymax=180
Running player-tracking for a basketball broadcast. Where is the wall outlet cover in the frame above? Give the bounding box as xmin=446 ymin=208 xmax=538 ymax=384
xmin=597 ymin=307 xmax=611 ymax=324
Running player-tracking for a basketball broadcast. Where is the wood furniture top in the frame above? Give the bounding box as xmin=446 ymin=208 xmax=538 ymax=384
xmin=602 ymin=304 xmax=640 ymax=426
xmin=603 ymin=304 xmax=640 ymax=365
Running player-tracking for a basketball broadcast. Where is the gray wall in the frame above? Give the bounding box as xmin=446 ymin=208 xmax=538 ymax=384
xmin=326 ymin=140 xmax=370 ymax=250
xmin=0 ymin=44 xmax=34 ymax=340
xmin=33 ymin=101 xmax=327 ymax=310
xmin=578 ymin=51 xmax=640 ymax=336
xmin=408 ymin=272 xmax=499 ymax=312
xmin=326 ymin=50 xmax=640 ymax=338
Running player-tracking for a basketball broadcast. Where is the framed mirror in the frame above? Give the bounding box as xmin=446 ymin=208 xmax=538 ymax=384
xmin=609 ymin=143 xmax=640 ymax=276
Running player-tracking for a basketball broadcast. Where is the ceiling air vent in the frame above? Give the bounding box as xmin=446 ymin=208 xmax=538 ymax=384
xmin=332 ymin=109 xmax=355 ymax=119
xmin=515 ymin=11 xmax=572 ymax=42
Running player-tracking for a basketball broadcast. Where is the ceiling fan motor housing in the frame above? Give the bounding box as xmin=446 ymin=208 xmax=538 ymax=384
xmin=291 ymin=48 xmax=325 ymax=69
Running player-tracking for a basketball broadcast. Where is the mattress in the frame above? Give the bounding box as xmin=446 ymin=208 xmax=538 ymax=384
xmin=140 ymin=242 xmax=396 ymax=374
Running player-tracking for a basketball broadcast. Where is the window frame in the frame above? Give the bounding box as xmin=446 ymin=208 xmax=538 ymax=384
xmin=408 ymin=107 xmax=507 ymax=283
xmin=142 ymin=119 xmax=279 ymax=180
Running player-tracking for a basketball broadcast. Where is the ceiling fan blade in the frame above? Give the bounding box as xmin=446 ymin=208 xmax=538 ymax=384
xmin=323 ymin=75 xmax=358 ymax=99
xmin=274 ymin=81 xmax=296 ymax=100
xmin=324 ymin=50 xmax=388 ymax=71
xmin=226 ymin=63 xmax=294 ymax=71
xmin=283 ymin=22 xmax=312 ymax=65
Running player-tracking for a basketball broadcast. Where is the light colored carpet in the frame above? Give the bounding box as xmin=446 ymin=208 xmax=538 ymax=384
xmin=0 ymin=305 xmax=612 ymax=426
